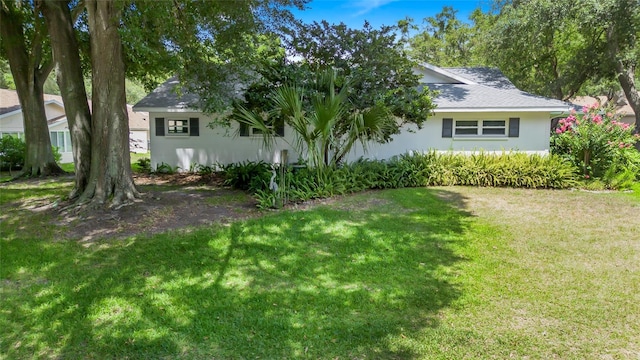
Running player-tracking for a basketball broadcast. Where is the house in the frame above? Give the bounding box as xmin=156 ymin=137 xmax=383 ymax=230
xmin=0 ymin=89 xmax=150 ymax=163
xmin=571 ymin=95 xmax=636 ymax=125
xmin=133 ymin=63 xmax=572 ymax=170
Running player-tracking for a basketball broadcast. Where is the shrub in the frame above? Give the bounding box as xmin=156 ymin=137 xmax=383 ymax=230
xmin=136 ymin=157 xmax=152 ymax=173
xmin=0 ymin=135 xmax=26 ymax=172
xmin=551 ymin=103 xmax=639 ymax=178
xmin=221 ymin=160 xmax=272 ymax=191
xmin=250 ymin=151 xmax=578 ymax=208
xmin=154 ymin=162 xmax=180 ymax=174
xmin=51 ymin=146 xmax=62 ymax=164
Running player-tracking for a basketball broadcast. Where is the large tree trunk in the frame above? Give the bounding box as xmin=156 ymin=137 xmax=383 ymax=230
xmin=40 ymin=0 xmax=93 ymax=199
xmin=0 ymin=3 xmax=64 ymax=177
xmin=80 ymin=0 xmax=139 ymax=207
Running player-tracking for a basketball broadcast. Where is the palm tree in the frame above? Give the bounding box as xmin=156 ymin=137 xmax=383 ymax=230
xmin=232 ymin=68 xmax=395 ymax=169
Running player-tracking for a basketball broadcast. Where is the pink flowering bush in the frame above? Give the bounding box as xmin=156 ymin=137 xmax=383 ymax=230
xmin=551 ymin=103 xmax=639 ymax=179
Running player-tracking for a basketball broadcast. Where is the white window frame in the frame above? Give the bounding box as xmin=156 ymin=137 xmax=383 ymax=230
xmin=455 ymin=120 xmax=507 ymax=137
xmin=166 ymin=119 xmax=189 ymax=136
xmin=49 ymin=130 xmax=72 ymax=152
xmin=454 ymin=120 xmax=479 ymax=136
xmin=481 ymin=120 xmax=506 ymax=136
xmin=0 ymin=132 xmax=24 ymax=140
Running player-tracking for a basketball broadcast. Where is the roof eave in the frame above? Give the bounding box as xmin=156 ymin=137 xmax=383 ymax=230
xmin=434 ymin=106 xmax=572 ymax=113
xmin=132 ymin=106 xmax=200 ymax=113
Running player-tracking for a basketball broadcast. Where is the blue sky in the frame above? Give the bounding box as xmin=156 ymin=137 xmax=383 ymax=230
xmin=291 ymin=0 xmax=490 ymax=29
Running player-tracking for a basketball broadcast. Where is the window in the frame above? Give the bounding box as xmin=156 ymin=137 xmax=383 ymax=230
xmin=482 ymin=120 xmax=506 ymax=135
xmin=155 ymin=117 xmax=199 ymax=137
xmin=0 ymin=132 xmax=24 ymax=140
xmin=240 ymin=118 xmax=284 ymax=137
xmin=455 ymin=120 xmax=479 ymax=136
xmin=50 ymin=131 xmax=72 ymax=152
xmin=167 ymin=119 xmax=189 ymax=135
xmin=453 ymin=120 xmax=506 ymax=137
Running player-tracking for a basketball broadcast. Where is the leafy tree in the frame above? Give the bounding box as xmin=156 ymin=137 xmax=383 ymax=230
xmin=0 ymin=0 xmax=64 ymax=177
xmin=487 ymin=0 xmax=639 ymax=136
xmin=284 ymin=21 xmax=434 ymax=129
xmin=407 ymin=7 xmax=493 ymax=67
xmin=35 ymin=0 xmax=306 ymax=206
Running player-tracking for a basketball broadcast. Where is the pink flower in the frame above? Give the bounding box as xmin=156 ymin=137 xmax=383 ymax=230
xmin=555 ymin=128 xmax=562 ymax=134
xmin=585 ymin=175 xmax=590 ymax=179
xmin=593 ymin=115 xmax=602 ymax=124
xmin=582 ymin=106 xmax=589 ymax=114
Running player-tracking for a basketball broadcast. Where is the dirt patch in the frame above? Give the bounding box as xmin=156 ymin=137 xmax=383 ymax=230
xmin=50 ymin=173 xmax=261 ymax=242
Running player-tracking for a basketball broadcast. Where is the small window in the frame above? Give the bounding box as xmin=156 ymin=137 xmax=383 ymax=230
xmin=455 ymin=120 xmax=479 ymax=135
xmin=454 ymin=120 xmax=507 ymax=137
xmin=167 ymin=119 xmax=189 ymax=136
xmin=482 ymin=120 xmax=506 ymax=136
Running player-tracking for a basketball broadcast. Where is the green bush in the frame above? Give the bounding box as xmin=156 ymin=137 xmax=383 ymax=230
xmin=0 ymin=135 xmax=26 ymax=172
xmin=250 ymin=152 xmax=579 ymax=208
xmin=221 ymin=160 xmax=272 ymax=191
xmin=136 ymin=157 xmax=152 ymax=173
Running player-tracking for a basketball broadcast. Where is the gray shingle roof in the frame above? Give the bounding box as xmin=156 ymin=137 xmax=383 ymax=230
xmin=424 ymin=67 xmax=570 ymax=111
xmin=133 ymin=77 xmax=200 ymax=110
xmin=134 ymin=66 xmax=571 ymax=112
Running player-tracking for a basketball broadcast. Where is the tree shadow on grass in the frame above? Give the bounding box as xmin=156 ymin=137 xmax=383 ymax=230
xmin=1 ymin=188 xmax=473 ymax=359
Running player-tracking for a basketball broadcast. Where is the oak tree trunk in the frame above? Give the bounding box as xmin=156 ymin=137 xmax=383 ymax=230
xmin=0 ymin=4 xmax=64 ymax=177
xmin=40 ymin=0 xmax=93 ymax=199
xmin=80 ymin=0 xmax=139 ymax=207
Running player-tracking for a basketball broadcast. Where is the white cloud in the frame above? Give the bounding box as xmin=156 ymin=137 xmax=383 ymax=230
xmin=351 ymin=0 xmax=398 ymax=16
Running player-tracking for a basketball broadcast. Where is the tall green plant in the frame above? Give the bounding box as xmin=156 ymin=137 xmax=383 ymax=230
xmin=232 ymin=68 xmax=394 ymax=169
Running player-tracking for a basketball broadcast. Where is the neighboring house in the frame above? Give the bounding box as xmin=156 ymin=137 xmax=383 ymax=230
xmin=0 ymin=89 xmax=149 ymax=163
xmin=133 ymin=63 xmax=572 ymax=170
xmin=571 ymin=95 xmax=636 ymax=125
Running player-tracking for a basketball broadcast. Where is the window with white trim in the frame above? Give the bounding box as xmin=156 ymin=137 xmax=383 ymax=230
xmin=0 ymin=132 xmax=24 ymax=140
xmin=454 ymin=120 xmax=506 ymax=136
xmin=482 ymin=120 xmax=506 ymax=135
xmin=167 ymin=119 xmax=189 ymax=136
xmin=50 ymin=131 xmax=72 ymax=152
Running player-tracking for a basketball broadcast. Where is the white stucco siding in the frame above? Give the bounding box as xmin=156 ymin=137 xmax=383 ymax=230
xmin=150 ymin=111 xmax=552 ymax=168
xmin=149 ymin=112 xmax=301 ymax=171
xmin=346 ymin=112 xmax=551 ymax=162
xmin=0 ymin=114 xmax=25 ymax=133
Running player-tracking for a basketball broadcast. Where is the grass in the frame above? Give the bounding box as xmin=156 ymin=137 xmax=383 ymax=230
xmin=1 ymin=182 xmax=639 ymax=359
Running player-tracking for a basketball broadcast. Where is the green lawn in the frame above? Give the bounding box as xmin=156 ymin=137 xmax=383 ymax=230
xmin=1 ymin=184 xmax=639 ymax=359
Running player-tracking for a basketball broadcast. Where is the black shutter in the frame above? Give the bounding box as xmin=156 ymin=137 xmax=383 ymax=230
xmin=239 ymin=122 xmax=249 ymax=137
xmin=442 ymin=118 xmax=453 ymax=138
xmin=509 ymin=118 xmax=520 ymax=137
xmin=275 ymin=118 xmax=285 ymax=137
xmin=189 ymin=118 xmax=199 ymax=136
xmin=155 ymin=118 xmax=165 ymax=136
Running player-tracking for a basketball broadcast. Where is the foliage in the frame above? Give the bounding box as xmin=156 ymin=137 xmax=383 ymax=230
xmin=135 ymin=157 xmax=151 ymax=173
xmin=153 ymin=162 xmax=180 ymax=175
xmin=220 ymin=160 xmax=272 ymax=191
xmin=223 ymin=20 xmax=436 ymax=149
xmin=284 ymin=20 xmax=435 ymax=127
xmin=232 ymin=68 xmax=397 ymax=168
xmin=0 ymin=135 xmax=25 ymax=171
xmin=248 ymin=152 xmax=577 ymax=208
xmin=551 ymin=103 xmax=639 ymax=178
xmin=406 ymin=7 xmax=494 ymax=67
xmin=51 ymin=145 xmax=62 ymax=164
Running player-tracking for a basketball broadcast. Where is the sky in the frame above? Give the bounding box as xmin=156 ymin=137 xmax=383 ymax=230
xmin=291 ymin=0 xmax=491 ymax=29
